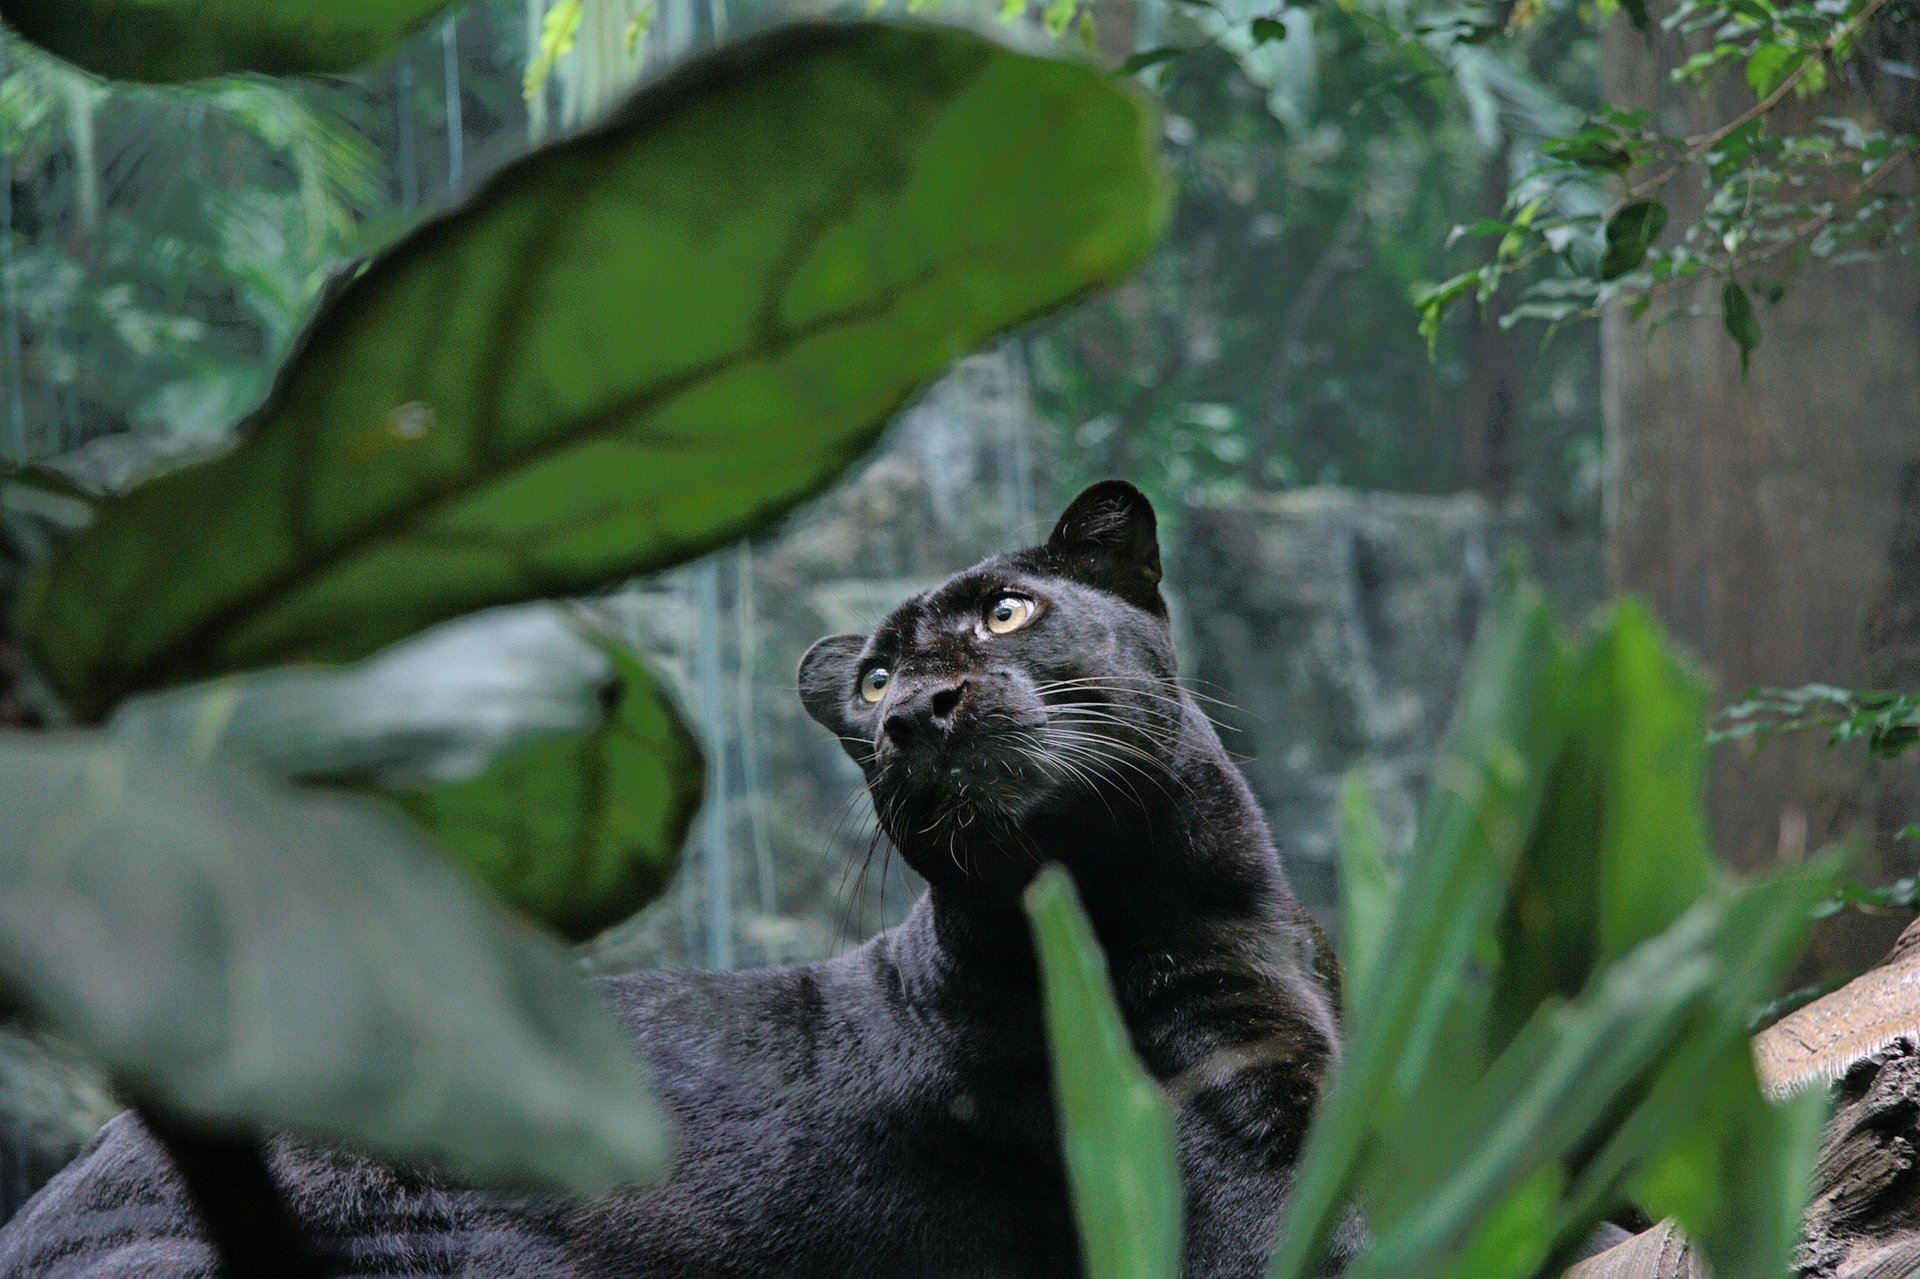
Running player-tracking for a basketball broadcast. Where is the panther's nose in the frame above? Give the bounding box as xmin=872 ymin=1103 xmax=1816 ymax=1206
xmin=884 ymin=678 xmax=969 ymax=748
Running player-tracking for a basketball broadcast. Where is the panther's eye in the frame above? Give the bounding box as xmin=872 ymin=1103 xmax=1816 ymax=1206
xmin=985 ymin=595 xmax=1036 ymax=635
xmin=859 ymin=667 xmax=891 ymax=704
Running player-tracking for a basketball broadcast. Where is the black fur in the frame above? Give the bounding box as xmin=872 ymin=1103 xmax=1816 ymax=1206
xmin=0 ymin=481 xmax=1352 ymax=1278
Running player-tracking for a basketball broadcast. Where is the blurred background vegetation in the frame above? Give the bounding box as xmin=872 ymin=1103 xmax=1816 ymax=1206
xmin=0 ymin=0 xmax=1914 ymax=1237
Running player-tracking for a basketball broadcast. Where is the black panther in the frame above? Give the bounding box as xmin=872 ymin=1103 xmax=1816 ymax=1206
xmin=0 ymin=481 xmax=1351 ymax=1278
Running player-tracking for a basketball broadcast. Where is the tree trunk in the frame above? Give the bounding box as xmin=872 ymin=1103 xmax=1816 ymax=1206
xmin=1600 ymin=8 xmax=1920 ymax=980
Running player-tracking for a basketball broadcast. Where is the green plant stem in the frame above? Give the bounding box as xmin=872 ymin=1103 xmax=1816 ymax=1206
xmin=138 ymin=1107 xmax=328 ymax=1279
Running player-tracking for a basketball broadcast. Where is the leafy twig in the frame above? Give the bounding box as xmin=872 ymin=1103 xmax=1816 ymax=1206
xmin=1621 ymin=0 xmax=1892 ymax=207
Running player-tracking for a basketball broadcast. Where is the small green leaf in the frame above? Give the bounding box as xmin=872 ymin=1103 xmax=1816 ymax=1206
xmin=20 ymin=24 xmax=1169 ymax=722
xmin=1249 ymin=17 xmax=1289 ymax=43
xmin=525 ymin=0 xmax=585 ymax=101
xmin=0 ymin=0 xmax=460 ymax=82
xmin=1721 ymin=281 xmax=1762 ymax=375
xmin=1744 ymin=44 xmax=1802 ymax=101
xmin=1120 ymin=45 xmax=1200 ymax=75
xmin=0 ymin=732 xmax=670 ymax=1191
xmin=1026 ymin=865 xmax=1182 ymax=1279
xmin=399 ymin=644 xmax=702 ymax=939
xmin=1544 ymin=131 xmax=1633 ymax=176
xmin=1600 ymin=200 xmax=1667 ymax=280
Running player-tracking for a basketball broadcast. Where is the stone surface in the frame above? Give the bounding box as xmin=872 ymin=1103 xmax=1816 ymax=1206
xmin=1174 ymin=488 xmax=1505 ymax=913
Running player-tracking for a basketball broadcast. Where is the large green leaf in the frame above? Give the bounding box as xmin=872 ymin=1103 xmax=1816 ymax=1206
xmin=0 ymin=731 xmax=671 ymax=1192
xmin=109 ymin=608 xmax=701 ymax=938
xmin=107 ymin=603 xmax=624 ymax=786
xmin=19 ymin=23 xmax=1168 ymax=722
xmin=397 ymin=643 xmax=701 ymax=939
xmin=1025 ymin=865 xmax=1183 ymax=1279
xmin=0 ymin=0 xmax=459 ymax=83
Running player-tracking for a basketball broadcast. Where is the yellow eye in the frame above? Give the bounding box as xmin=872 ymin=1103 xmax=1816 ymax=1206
xmin=986 ymin=596 xmax=1035 ymax=635
xmin=860 ymin=667 xmax=890 ymax=704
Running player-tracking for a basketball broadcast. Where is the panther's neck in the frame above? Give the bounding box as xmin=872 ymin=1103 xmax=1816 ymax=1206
xmin=893 ymin=746 xmax=1297 ymax=1002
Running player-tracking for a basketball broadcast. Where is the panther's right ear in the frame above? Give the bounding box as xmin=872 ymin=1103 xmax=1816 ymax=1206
xmin=798 ymin=634 xmax=868 ymax=760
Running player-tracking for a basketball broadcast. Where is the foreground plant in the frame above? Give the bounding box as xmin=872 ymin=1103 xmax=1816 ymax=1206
xmin=0 ymin=9 xmax=1166 ymax=1274
xmin=1028 ymin=572 xmax=1839 ymax=1279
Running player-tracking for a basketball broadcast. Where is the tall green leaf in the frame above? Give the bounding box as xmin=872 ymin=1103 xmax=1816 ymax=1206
xmin=1267 ymin=567 xmax=1568 ymax=1279
xmin=1335 ymin=768 xmax=1394 ymax=1020
xmin=0 ymin=0 xmax=459 ymax=82
xmin=1025 ymin=865 xmax=1183 ymax=1279
xmin=19 ymin=22 xmax=1168 ymax=722
xmin=1487 ymin=602 xmax=1717 ymax=1048
xmin=0 ymin=732 xmax=670 ymax=1192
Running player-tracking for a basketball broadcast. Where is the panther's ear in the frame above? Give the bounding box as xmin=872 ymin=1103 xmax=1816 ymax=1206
xmin=798 ymin=634 xmax=869 ymax=761
xmin=1046 ymin=480 xmax=1165 ymax=614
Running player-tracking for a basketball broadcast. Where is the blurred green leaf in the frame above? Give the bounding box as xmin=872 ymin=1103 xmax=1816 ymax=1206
xmin=1601 ymin=200 xmax=1667 ymax=280
xmin=1025 ymin=865 xmax=1182 ymax=1279
xmin=1277 ymin=576 xmax=1834 ymax=1279
xmin=0 ymin=731 xmax=671 ymax=1192
xmin=1354 ymin=903 xmax=1726 ymax=1278
xmin=1336 ymin=768 xmax=1394 ymax=1017
xmin=525 ymin=0 xmax=585 ymax=100
xmin=1744 ymin=45 xmax=1803 ymax=101
xmin=1121 ymin=45 xmax=1201 ymax=75
xmin=1363 ymin=860 xmax=1832 ymax=1279
xmin=0 ymin=0 xmax=459 ymax=82
xmin=19 ymin=23 xmax=1169 ymax=722
xmin=108 ymin=604 xmax=621 ymax=787
xmin=1722 ymin=281 xmax=1762 ymax=374
xmin=109 ymin=609 xmax=701 ymax=938
xmin=398 ymin=644 xmax=701 ymax=939
xmin=1249 ymin=17 xmax=1289 ymax=43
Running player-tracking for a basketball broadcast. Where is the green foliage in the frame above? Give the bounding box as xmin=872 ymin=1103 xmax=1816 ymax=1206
xmin=0 ymin=0 xmax=461 ymax=82
xmin=1721 ymin=280 xmax=1760 ymax=372
xmin=525 ymin=0 xmax=586 ymax=99
xmin=0 ymin=730 xmax=671 ymax=1191
xmin=1423 ymin=0 xmax=1916 ymax=357
xmin=1030 ymin=570 xmax=1838 ymax=1279
xmin=108 ymin=609 xmax=705 ymax=941
xmin=0 ymin=33 xmax=386 ymax=452
xmin=1025 ymin=866 xmax=1183 ymax=1279
xmin=1335 ymin=770 xmax=1394 ymax=1012
xmin=0 ymin=15 xmax=1168 ymax=1213
xmin=18 ymin=22 xmax=1168 ymax=723
xmin=1713 ymin=683 xmax=1920 ymax=759
xmin=397 ymin=643 xmax=703 ymax=939
xmin=1028 ymin=0 xmax=1602 ymax=503
xmin=1271 ymin=585 xmax=1838 ymax=1279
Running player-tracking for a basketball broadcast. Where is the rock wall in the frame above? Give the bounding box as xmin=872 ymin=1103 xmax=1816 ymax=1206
xmin=1174 ymin=489 xmax=1501 ymax=914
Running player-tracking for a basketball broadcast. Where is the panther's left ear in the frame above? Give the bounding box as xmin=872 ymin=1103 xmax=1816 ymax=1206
xmin=1046 ymin=480 xmax=1166 ymax=614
